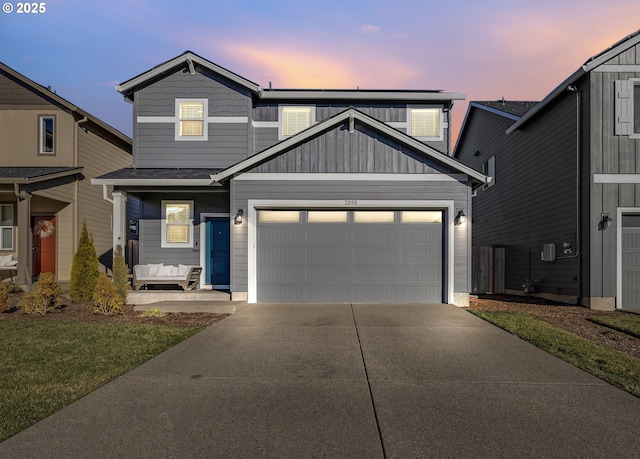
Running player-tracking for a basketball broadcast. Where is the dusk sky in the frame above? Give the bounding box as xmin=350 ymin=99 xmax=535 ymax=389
xmin=1 ymin=1 xmax=638 ymax=144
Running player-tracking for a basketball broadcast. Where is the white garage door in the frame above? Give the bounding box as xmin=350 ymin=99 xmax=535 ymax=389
xmin=256 ymin=209 xmax=443 ymax=303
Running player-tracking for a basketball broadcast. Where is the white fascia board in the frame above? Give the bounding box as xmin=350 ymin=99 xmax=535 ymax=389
xmin=233 ymin=173 xmax=469 ymax=182
xmin=117 ymin=52 xmax=261 ymax=96
xmin=583 ymin=31 xmax=640 ymax=72
xmin=259 ymin=90 xmax=466 ymax=101
xmin=90 ymin=178 xmax=214 ymax=186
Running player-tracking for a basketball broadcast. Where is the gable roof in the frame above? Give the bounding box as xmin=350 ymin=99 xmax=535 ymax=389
xmin=212 ymin=108 xmax=487 ymax=187
xmin=117 ymin=51 xmax=466 ymax=103
xmin=0 ymin=62 xmax=132 ymax=152
xmin=506 ymin=28 xmax=640 ymax=134
xmin=453 ymin=101 xmax=538 ymax=158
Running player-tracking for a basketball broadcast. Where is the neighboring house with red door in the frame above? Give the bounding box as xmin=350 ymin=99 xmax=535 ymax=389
xmin=454 ymin=29 xmax=640 ymax=310
xmin=0 ymin=62 xmax=132 ymax=286
xmin=92 ymin=51 xmax=486 ymax=305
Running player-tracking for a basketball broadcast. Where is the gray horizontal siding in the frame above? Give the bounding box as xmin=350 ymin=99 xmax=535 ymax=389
xmin=249 ymin=122 xmax=446 ymax=174
xmin=232 ymin=179 xmax=470 ymax=296
xmin=138 ymin=219 xmax=201 ymax=266
xmin=252 ymin=103 xmax=448 ymax=154
xmin=136 ymin=122 xmax=248 ymax=168
xmin=457 ymin=96 xmax=582 ymax=297
xmin=136 ymin=69 xmax=251 ymax=117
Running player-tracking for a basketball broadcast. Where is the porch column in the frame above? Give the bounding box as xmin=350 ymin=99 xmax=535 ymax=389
xmin=112 ymin=190 xmax=127 ymax=254
xmin=16 ymin=192 xmax=32 ymax=285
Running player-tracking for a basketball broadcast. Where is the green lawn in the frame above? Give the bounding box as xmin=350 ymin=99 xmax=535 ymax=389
xmin=0 ymin=322 xmax=203 ymax=442
xmin=589 ymin=314 xmax=640 ymax=339
xmin=469 ymin=310 xmax=640 ymax=398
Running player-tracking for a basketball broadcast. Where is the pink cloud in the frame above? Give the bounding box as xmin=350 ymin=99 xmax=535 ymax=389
xmin=361 ymin=24 xmax=381 ymax=34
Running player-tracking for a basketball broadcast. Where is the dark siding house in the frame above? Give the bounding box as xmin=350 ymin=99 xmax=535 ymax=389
xmin=93 ymin=51 xmax=486 ymax=305
xmin=455 ymin=29 xmax=640 ymax=310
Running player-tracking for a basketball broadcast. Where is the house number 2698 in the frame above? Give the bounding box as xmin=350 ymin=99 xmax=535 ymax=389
xmin=344 ymin=200 xmax=358 ymax=206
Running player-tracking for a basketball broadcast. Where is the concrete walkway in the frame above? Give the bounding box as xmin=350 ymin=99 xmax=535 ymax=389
xmin=2 ymin=303 xmax=639 ymax=457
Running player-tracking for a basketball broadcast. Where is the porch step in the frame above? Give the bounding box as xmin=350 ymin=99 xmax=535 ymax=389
xmin=127 ymin=289 xmax=231 ymax=305
xmin=133 ymin=300 xmax=244 ymax=314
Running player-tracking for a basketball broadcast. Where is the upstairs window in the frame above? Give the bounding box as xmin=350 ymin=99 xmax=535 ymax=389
xmin=482 ymin=155 xmax=496 ymax=190
xmin=280 ymin=106 xmax=314 ymax=138
xmin=176 ymin=99 xmax=207 ymax=141
xmin=1 ymin=204 xmax=14 ymax=250
xmin=408 ymin=107 xmax=442 ymax=140
xmin=161 ymin=201 xmax=194 ymax=248
xmin=39 ymin=115 xmax=55 ymax=155
xmin=614 ymin=79 xmax=640 ymax=138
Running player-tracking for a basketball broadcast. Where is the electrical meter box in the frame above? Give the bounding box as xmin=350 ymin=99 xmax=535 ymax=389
xmin=541 ymin=243 xmax=556 ymax=262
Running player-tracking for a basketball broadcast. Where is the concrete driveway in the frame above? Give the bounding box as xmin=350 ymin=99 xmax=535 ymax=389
xmin=2 ymin=303 xmax=639 ymax=457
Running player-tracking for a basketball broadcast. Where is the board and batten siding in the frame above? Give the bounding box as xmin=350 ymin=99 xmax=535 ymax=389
xmin=457 ymin=96 xmax=582 ymax=298
xmin=589 ymin=42 xmax=640 ymax=301
xmin=231 ymin=179 xmax=470 ymax=299
xmin=249 ymin=123 xmax=447 ymax=174
xmin=134 ymin=68 xmax=251 ymax=168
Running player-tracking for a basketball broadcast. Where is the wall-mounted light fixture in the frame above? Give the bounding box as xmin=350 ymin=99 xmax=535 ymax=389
xmin=234 ymin=209 xmax=244 ymax=225
xmin=599 ymin=213 xmax=613 ymax=230
xmin=454 ymin=209 xmax=467 ymax=226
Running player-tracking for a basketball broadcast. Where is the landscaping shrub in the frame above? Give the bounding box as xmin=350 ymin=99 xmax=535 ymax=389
xmin=112 ymin=244 xmax=129 ymax=300
xmin=69 ymin=221 xmax=99 ymax=303
xmin=0 ymin=283 xmax=8 ymax=313
xmin=93 ymin=273 xmax=124 ymax=316
xmin=18 ymin=272 xmax=62 ymax=315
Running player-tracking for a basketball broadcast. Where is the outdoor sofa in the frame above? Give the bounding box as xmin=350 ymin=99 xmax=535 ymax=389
xmin=132 ymin=263 xmax=202 ymax=291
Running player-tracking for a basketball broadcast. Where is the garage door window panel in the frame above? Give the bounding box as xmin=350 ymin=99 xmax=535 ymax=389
xmin=354 ymin=211 xmax=395 ymax=223
xmin=259 ymin=210 xmax=301 ymax=223
xmin=307 ymin=211 xmax=348 ymax=223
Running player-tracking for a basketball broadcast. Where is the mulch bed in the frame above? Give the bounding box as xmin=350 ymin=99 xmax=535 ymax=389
xmin=0 ymin=293 xmax=227 ymax=328
xmin=470 ymin=294 xmax=640 ymax=360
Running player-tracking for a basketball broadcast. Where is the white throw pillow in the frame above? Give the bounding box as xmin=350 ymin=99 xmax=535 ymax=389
xmin=0 ymin=255 xmax=11 ymax=266
xmin=6 ymin=260 xmax=18 ymax=267
xmin=170 ymin=266 xmax=179 ymax=277
xmin=178 ymin=264 xmax=190 ymax=276
xmin=157 ymin=265 xmax=173 ymax=277
xmin=148 ymin=263 xmax=163 ymax=276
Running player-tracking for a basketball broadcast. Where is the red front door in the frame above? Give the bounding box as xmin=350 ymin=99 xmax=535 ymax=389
xmin=32 ymin=216 xmax=56 ymax=278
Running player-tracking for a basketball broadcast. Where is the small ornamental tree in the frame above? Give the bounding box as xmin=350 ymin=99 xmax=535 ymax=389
xmin=112 ymin=244 xmax=129 ymax=300
xmin=93 ymin=272 xmax=124 ymax=316
xmin=69 ymin=221 xmax=99 ymax=303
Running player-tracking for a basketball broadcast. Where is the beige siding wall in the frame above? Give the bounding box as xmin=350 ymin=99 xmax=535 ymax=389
xmin=0 ymin=109 xmax=75 ymax=166
xmin=77 ymin=128 xmax=132 ymax=266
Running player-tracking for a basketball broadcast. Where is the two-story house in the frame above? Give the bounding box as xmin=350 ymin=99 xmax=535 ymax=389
xmin=455 ymin=29 xmax=640 ymax=310
xmin=93 ymin=51 xmax=486 ymax=305
xmin=0 ymin=63 xmax=132 ymax=286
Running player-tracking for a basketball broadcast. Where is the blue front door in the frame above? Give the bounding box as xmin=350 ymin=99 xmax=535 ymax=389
xmin=206 ymin=217 xmax=230 ymax=287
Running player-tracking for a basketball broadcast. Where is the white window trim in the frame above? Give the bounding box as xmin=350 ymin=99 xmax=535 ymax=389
xmin=0 ymin=204 xmax=14 ymax=250
xmin=247 ymin=199 xmax=456 ymax=304
xmin=407 ymin=106 xmax=444 ymax=141
xmin=278 ymin=105 xmax=316 ymax=139
xmin=161 ymin=200 xmax=194 ymax=248
xmin=38 ymin=115 xmax=55 ymax=155
xmin=175 ymin=99 xmax=208 ymax=141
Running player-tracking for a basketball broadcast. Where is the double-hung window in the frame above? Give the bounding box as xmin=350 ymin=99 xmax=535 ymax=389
xmin=1 ymin=204 xmax=14 ymax=250
xmin=408 ymin=107 xmax=442 ymax=140
xmin=161 ymin=201 xmax=194 ymax=248
xmin=280 ymin=106 xmax=314 ymax=138
xmin=176 ymin=99 xmax=207 ymax=140
xmin=39 ymin=115 xmax=55 ymax=155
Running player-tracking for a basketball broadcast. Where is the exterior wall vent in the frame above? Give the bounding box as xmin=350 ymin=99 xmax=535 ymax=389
xmin=541 ymin=243 xmax=556 ymax=262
